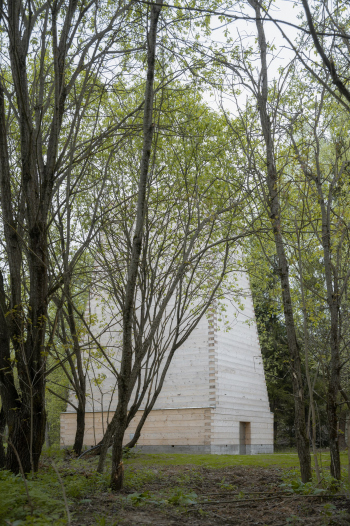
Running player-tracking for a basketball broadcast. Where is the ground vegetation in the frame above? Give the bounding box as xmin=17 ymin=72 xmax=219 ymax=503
xmin=1 ymin=0 xmax=350 ymax=496
xmin=1 ymin=450 xmax=350 ymax=525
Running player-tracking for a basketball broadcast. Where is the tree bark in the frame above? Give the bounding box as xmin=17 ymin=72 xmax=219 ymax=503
xmin=65 ymin=298 xmax=87 ymax=457
xmin=314 ymin=176 xmax=341 ymax=480
xmin=296 ymin=224 xmax=321 ymax=483
xmin=248 ymin=0 xmax=312 ymax=483
xmin=0 ymin=407 xmax=6 ymax=469
xmin=338 ymin=412 xmax=346 ymax=450
xmin=73 ymin=406 xmax=86 ymax=457
xmin=98 ymin=0 xmax=163 ymax=490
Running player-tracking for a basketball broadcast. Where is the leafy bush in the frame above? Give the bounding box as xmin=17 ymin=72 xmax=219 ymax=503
xmin=280 ymin=478 xmax=326 ymax=495
xmin=167 ymin=489 xmax=198 ymax=506
xmin=282 ymin=468 xmax=348 ymax=495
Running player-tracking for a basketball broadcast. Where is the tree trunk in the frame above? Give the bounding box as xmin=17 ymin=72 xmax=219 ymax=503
xmin=248 ymin=0 xmax=312 ymax=482
xmin=73 ymin=405 xmax=86 ymax=457
xmin=327 ymin=313 xmax=341 ymax=479
xmin=98 ymin=0 xmax=163 ymax=489
xmin=65 ymin=298 xmax=87 ymax=458
xmin=348 ymin=412 xmax=350 ymax=486
xmin=338 ymin=412 xmax=346 ymax=450
xmin=296 ymin=225 xmax=321 ymax=483
xmin=110 ymin=407 xmax=128 ymax=490
xmin=315 ymin=178 xmax=341 ymax=480
xmin=0 ymin=407 xmax=6 ymax=469
xmin=6 ymin=407 xmax=31 ymax=474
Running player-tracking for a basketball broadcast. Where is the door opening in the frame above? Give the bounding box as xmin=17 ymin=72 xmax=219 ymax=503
xmin=239 ymin=422 xmax=251 ymax=454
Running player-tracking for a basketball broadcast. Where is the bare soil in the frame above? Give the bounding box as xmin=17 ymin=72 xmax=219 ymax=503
xmin=72 ymin=464 xmax=350 ymax=525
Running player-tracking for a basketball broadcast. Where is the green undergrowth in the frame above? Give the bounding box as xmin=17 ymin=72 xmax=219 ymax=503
xmin=0 ymin=462 xmax=110 ymax=525
xmin=124 ymin=466 xmax=161 ymax=489
xmin=1 ymin=450 xmax=350 ymax=525
xmin=125 ymin=487 xmax=199 ymax=507
xmin=0 ymin=469 xmax=66 ymax=525
xmin=281 ymin=467 xmax=350 ymax=494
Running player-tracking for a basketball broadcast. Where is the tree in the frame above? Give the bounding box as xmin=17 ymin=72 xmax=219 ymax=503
xmin=300 ymin=0 xmax=350 ymax=108
xmin=253 ymin=0 xmax=350 ymax=112
xmin=214 ymin=0 xmax=312 ymax=482
xmin=285 ymin=82 xmax=350 ymax=480
xmin=93 ymin=86 xmax=253 ymax=492
xmin=0 ymin=0 xmax=147 ymax=474
xmin=70 ymin=30 xmax=257 ymax=490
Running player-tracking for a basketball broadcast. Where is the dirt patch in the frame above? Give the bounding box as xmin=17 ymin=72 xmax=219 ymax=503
xmin=71 ymin=464 xmax=350 ymax=525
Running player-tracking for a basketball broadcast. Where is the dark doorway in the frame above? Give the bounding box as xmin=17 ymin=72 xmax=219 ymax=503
xmin=239 ymin=422 xmax=251 ymax=454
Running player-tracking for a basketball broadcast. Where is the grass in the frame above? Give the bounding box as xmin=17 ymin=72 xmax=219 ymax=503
xmin=124 ymin=450 xmax=350 ymax=472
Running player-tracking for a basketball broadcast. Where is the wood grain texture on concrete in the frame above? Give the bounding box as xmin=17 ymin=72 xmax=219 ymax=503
xmin=60 ymin=270 xmax=274 ymax=453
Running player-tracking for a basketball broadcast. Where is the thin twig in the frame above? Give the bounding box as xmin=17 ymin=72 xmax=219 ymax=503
xmin=7 ymin=437 xmax=34 ymax=515
xmin=192 ymin=493 xmax=343 ymax=506
xmin=52 ymin=460 xmax=71 ymax=525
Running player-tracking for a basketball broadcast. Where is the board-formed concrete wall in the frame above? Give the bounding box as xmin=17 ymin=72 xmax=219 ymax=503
xmin=60 ymin=270 xmax=274 ymax=453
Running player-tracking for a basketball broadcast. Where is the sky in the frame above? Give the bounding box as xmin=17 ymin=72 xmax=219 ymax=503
xmin=202 ymin=0 xmax=304 ymax=113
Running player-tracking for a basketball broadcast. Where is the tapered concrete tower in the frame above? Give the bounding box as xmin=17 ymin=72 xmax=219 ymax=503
xmin=60 ymin=270 xmax=274 ymax=454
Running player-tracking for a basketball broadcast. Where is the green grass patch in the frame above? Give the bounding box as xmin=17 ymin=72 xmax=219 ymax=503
xmin=124 ymin=467 xmax=160 ymax=490
xmin=124 ymin=451 xmax=350 ymax=471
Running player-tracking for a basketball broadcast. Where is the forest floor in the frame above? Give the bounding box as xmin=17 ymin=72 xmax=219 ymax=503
xmin=1 ymin=450 xmax=350 ymax=525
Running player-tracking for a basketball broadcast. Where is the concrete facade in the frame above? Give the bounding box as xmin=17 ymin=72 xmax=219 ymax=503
xmin=60 ymin=271 xmax=274 ymax=454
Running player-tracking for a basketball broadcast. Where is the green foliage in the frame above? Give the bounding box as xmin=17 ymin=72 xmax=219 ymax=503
xmin=0 ymin=470 xmax=66 ymax=525
xmin=4 ymin=515 xmax=67 ymax=526
xmin=249 ymin=262 xmax=296 ymax=447
xmin=167 ymin=489 xmax=198 ymax=506
xmin=286 ymin=515 xmax=303 ymax=525
xmin=2 ymin=451 xmax=350 ymax=524
xmin=124 ymin=468 xmax=159 ymax=490
xmin=62 ymin=471 xmax=108 ymax=499
xmin=125 ymin=488 xmax=198 ymax=507
xmin=280 ymin=477 xmax=326 ymax=495
xmin=0 ymin=459 xmax=111 ymax=525
xmin=126 ymin=491 xmax=167 ymax=507
xmin=41 ymin=447 xmax=65 ymax=461
xmin=122 ymin=447 xmax=140 ymax=460
xmin=217 ymin=477 xmax=236 ymax=491
xmin=281 ymin=467 xmax=349 ymax=494
xmin=174 ymin=470 xmax=204 ymax=487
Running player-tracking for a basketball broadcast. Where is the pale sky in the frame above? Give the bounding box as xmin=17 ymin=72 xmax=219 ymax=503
xmin=203 ymin=0 xmax=303 ymax=113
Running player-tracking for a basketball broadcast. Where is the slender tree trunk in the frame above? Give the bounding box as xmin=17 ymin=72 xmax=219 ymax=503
xmin=248 ymin=0 xmax=312 ymax=482
xmin=73 ymin=404 xmax=86 ymax=457
xmin=0 ymin=407 xmax=6 ymax=469
xmin=65 ymin=299 xmax=87 ymax=457
xmin=296 ymin=224 xmax=321 ymax=483
xmin=348 ymin=412 xmax=350 ymax=486
xmin=109 ymin=404 xmax=128 ymax=490
xmin=338 ymin=412 xmax=346 ymax=450
xmin=327 ymin=369 xmax=341 ymax=479
xmin=103 ymin=1 xmax=163 ymax=490
xmin=315 ymin=180 xmax=341 ymax=480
